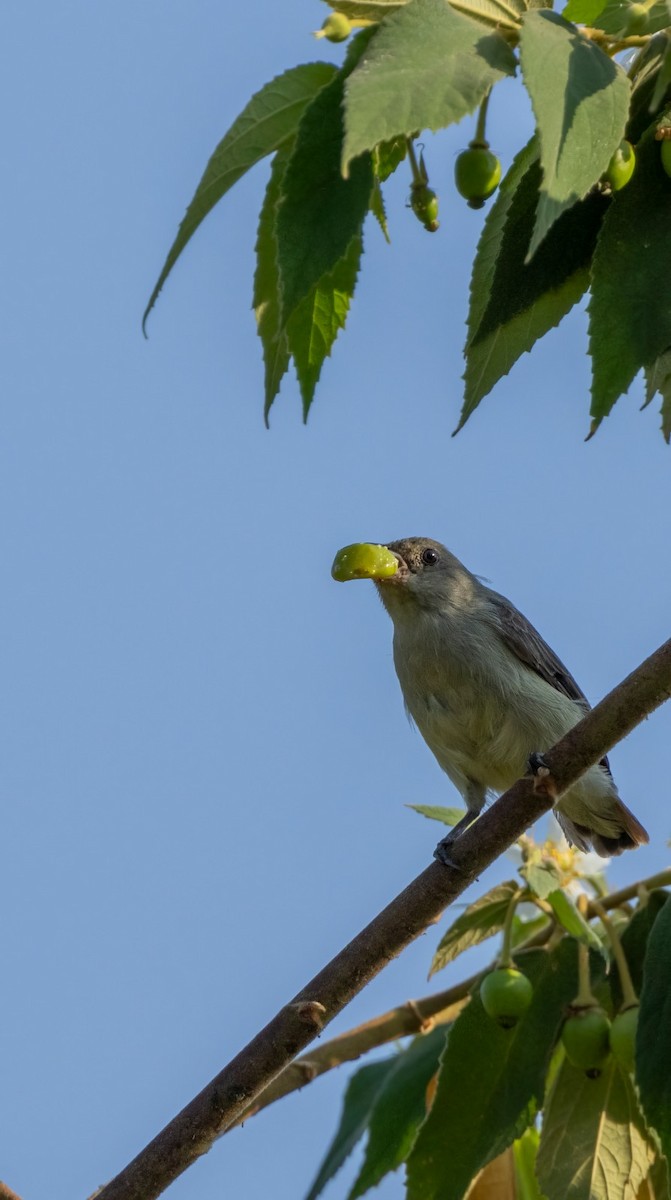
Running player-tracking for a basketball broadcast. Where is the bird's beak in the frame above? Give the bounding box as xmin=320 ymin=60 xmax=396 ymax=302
xmin=331 ymin=543 xmax=400 ymax=582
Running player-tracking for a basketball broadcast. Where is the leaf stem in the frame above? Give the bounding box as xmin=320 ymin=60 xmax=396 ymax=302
xmin=590 ymin=899 xmax=639 ymax=1009
xmin=406 ymin=137 xmax=424 ymax=186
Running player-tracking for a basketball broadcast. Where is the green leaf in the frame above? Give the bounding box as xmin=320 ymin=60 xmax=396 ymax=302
xmin=342 ymin=0 xmax=516 ymax=170
xmin=349 ymin=1027 xmax=449 ymax=1198
xmin=460 ymin=138 xmax=607 ymax=429
xmin=650 ymin=36 xmax=671 ymax=113
xmin=519 ymin=11 xmax=630 ymax=257
xmin=143 ymin=63 xmax=336 ymax=332
xmin=546 ymin=890 xmax=607 ymax=958
xmin=626 ymin=34 xmax=671 ymax=144
xmin=325 ymin=0 xmax=405 ymax=18
xmin=276 ymin=61 xmax=373 ymax=324
xmin=286 ymin=234 xmax=363 ymax=420
xmin=636 ymin=893 xmax=671 ymax=1165
xmin=589 ymin=126 xmax=671 ymax=424
xmin=645 ymin=351 xmax=671 ymax=444
xmin=512 ymin=913 xmax=552 ymax=949
xmin=523 ymin=859 xmax=563 ymax=901
xmin=561 ymin=0 xmax=608 ymax=24
xmin=430 ymin=881 xmax=520 ymax=976
xmin=369 ymin=181 xmax=391 ymax=242
xmin=609 ymin=890 xmax=668 ymax=1012
xmin=514 ymin=1127 xmax=548 ymax=1200
xmin=304 ymin=1057 xmax=397 ymax=1200
xmin=537 ymin=1059 xmax=657 ymax=1200
xmin=253 ymin=148 xmax=292 ymax=423
xmin=406 ymin=944 xmax=579 ymax=1200
xmin=595 ymin=0 xmax=671 ymax=34
xmin=373 ymin=135 xmax=407 ymax=182
xmin=406 ymin=803 xmax=467 ymax=826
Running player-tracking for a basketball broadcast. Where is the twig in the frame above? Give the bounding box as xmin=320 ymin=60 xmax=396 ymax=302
xmin=94 ymin=637 xmax=671 ymax=1200
xmin=230 ymin=865 xmax=670 ymax=1126
xmin=0 ymin=1182 xmax=25 ymax=1200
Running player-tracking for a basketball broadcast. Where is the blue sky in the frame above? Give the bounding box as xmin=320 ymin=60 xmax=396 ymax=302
xmin=1 ymin=4 xmax=669 ymax=1199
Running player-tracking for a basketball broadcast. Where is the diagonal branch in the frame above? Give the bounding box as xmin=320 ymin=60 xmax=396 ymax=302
xmin=228 ymin=865 xmax=671 ymax=1127
xmin=94 ymin=637 xmax=671 ymax=1200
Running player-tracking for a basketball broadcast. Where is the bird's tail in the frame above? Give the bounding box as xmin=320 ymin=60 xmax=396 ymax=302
xmin=557 ymin=799 xmax=649 ymax=858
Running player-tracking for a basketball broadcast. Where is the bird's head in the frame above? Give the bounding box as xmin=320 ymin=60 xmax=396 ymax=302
xmin=332 ymin=537 xmax=474 ymax=615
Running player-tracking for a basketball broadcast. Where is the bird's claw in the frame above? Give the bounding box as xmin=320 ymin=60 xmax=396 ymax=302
xmin=433 ymin=838 xmax=463 ymax=870
xmin=527 ymin=752 xmax=558 ymax=800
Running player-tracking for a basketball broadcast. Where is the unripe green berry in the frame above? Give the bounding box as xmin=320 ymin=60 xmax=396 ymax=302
xmin=316 ymin=12 xmax=352 ymax=41
xmin=562 ymin=1008 xmax=611 ymax=1074
xmin=661 ymin=137 xmax=671 ymax=179
xmin=454 ymin=145 xmax=502 ymax=209
xmin=609 ymin=1007 xmax=638 ymax=1073
xmin=410 ymin=184 xmax=440 ymax=232
xmin=604 ymin=140 xmax=636 ymax=191
xmin=622 ymin=2 xmax=649 ymax=33
xmin=480 ymin=968 xmax=533 ymax=1029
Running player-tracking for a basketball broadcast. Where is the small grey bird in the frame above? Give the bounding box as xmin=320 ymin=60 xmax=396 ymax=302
xmin=332 ymin=536 xmax=648 ymax=859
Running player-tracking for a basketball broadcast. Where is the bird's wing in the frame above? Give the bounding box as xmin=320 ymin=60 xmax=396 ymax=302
xmin=487 ymin=590 xmax=590 ymax=707
xmin=487 ymin=589 xmax=613 ymax=777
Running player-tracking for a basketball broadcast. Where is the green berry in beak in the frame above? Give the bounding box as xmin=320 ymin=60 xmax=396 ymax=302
xmin=331 ymin=543 xmax=399 ymax=582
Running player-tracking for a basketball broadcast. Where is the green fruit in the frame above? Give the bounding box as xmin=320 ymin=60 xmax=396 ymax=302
xmin=331 ymin=543 xmax=399 ymax=583
xmin=317 ymin=12 xmax=352 ymax=41
xmin=622 ymin=2 xmax=649 ymax=33
xmin=561 ymin=1008 xmax=611 ymax=1073
xmin=454 ymin=145 xmax=502 ymax=209
xmin=410 ymin=184 xmax=440 ymax=232
xmin=605 ymin=140 xmax=636 ymax=191
xmin=480 ymin=968 xmax=533 ymax=1028
xmin=609 ymin=1007 xmax=638 ymax=1073
xmin=660 ymin=137 xmax=671 ymax=179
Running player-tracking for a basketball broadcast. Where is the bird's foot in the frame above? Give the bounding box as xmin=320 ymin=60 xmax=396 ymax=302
xmin=433 ymin=838 xmax=463 ymax=870
xmin=527 ymin=752 xmax=558 ymax=801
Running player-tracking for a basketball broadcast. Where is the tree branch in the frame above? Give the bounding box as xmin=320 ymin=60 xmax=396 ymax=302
xmin=228 ymin=864 xmax=671 ymax=1126
xmin=0 ymin=1182 xmax=25 ymax=1200
xmin=94 ymin=637 xmax=671 ymax=1200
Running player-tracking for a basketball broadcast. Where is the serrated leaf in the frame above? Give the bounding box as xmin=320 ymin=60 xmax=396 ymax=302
xmin=407 ymin=803 xmax=467 ymax=826
xmin=406 ymin=944 xmax=579 ymax=1200
xmin=537 ymin=1060 xmax=657 ymax=1200
xmin=547 ymin=890 xmax=607 ymax=957
xmin=143 ymin=63 xmax=336 ymax=332
xmin=589 ymin=127 xmax=671 ymax=423
xmin=519 ymin=11 xmax=630 ymax=257
xmin=373 ymin=135 xmax=407 ymax=181
xmin=466 ymin=1149 xmax=517 ymax=1199
xmin=523 ymin=860 xmax=563 ymax=901
xmin=342 ymin=0 xmax=516 ymax=170
xmin=430 ymin=881 xmax=520 ymax=976
xmin=514 ymin=1127 xmax=548 ymax=1200
xmin=370 ymin=180 xmax=391 ymax=241
xmin=460 ymin=138 xmax=608 ymax=428
xmin=305 ymin=1057 xmax=398 ymax=1200
xmin=636 ymin=894 xmax=671 ymax=1165
xmin=276 ymin=61 xmax=373 ymax=324
xmin=609 ymin=891 xmax=668 ymax=1012
xmin=645 ymin=351 xmax=671 ymax=443
xmin=286 ymin=234 xmax=362 ymax=419
xmin=349 ymin=1027 xmax=449 ymax=1198
xmin=253 ymin=148 xmax=292 ymax=423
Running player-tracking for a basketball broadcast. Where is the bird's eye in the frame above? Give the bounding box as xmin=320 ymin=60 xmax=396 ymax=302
xmin=421 ymin=548 xmax=439 ymax=565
